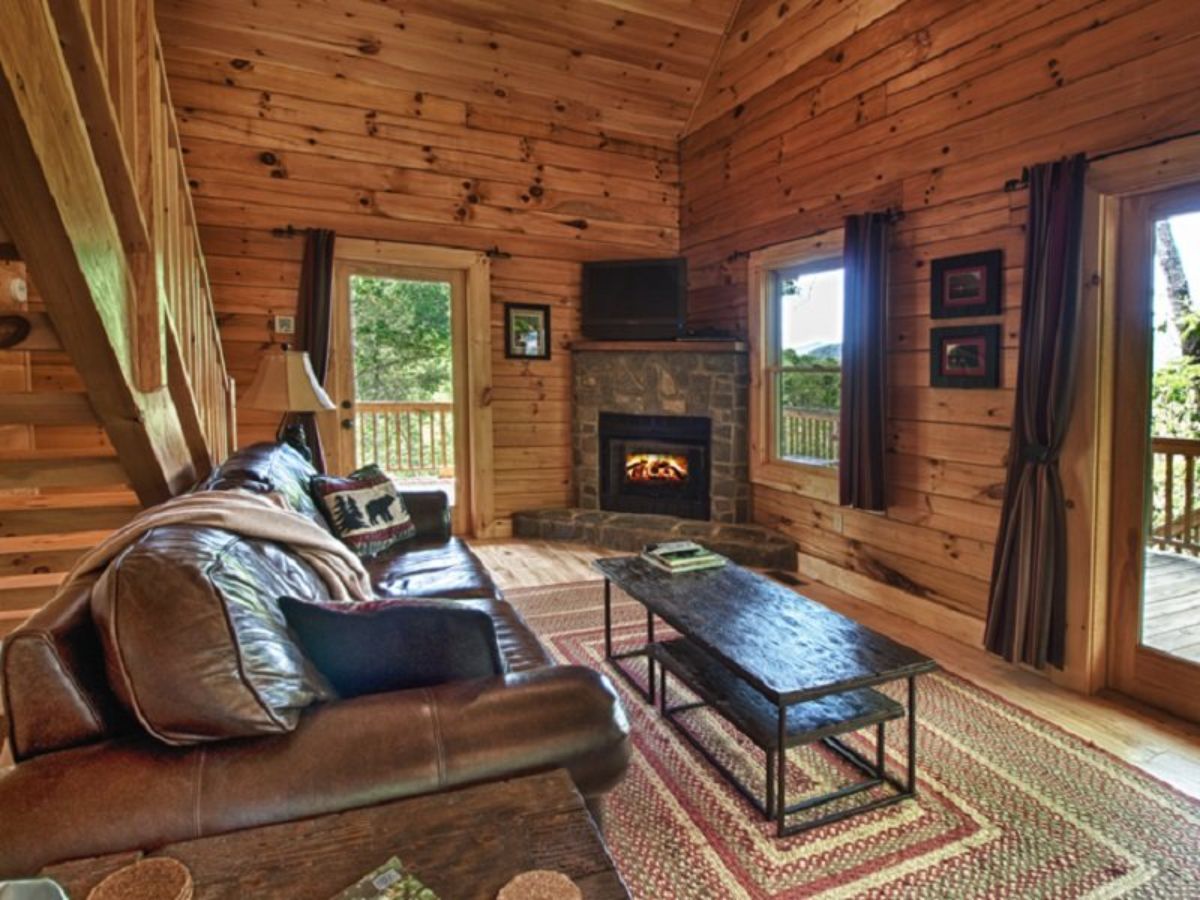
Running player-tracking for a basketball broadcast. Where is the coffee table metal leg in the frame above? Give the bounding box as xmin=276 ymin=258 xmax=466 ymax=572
xmin=765 ymin=749 xmax=776 ymax=822
xmin=776 ymin=703 xmax=787 ymax=837
xmin=875 ymin=721 xmax=886 ymax=778
xmin=659 ymin=662 xmax=667 ymax=713
xmin=907 ymin=675 xmax=918 ymax=795
xmin=602 ymin=578 xmax=657 ymax=704
xmin=647 ymin=609 xmax=656 ymax=705
xmin=603 ymin=579 xmax=613 ymax=659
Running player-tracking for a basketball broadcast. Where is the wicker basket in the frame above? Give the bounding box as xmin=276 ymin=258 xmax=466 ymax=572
xmin=496 ymin=870 xmax=582 ymax=900
xmin=86 ymin=858 xmax=193 ymax=900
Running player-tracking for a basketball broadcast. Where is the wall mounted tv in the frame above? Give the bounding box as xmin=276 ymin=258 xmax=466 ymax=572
xmin=581 ymin=257 xmax=687 ymax=341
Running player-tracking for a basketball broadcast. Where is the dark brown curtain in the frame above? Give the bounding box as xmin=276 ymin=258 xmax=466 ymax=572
xmin=839 ymin=212 xmax=890 ymax=511
xmin=985 ymin=154 xmax=1087 ymax=668
xmin=282 ymin=229 xmax=335 ymax=472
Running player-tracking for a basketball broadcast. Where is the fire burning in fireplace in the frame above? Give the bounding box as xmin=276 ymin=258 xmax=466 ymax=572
xmin=625 ymin=452 xmax=689 ymax=484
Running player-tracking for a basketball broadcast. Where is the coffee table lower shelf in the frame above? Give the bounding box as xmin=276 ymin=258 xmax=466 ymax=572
xmin=653 ymin=638 xmax=916 ymax=837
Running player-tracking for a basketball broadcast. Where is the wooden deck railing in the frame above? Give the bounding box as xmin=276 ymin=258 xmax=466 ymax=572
xmin=1151 ymin=436 xmax=1200 ymax=556
xmin=58 ymin=0 xmax=235 ymax=468
xmin=780 ymin=408 xmax=839 ymax=463
xmin=357 ymin=401 xmax=455 ymax=480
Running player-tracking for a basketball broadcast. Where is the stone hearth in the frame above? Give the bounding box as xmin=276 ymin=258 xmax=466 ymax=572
xmin=513 ymin=509 xmax=796 ymax=570
xmin=573 ymin=345 xmax=750 ymax=522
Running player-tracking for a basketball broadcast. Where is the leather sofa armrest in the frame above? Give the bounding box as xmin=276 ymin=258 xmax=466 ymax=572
xmin=0 ymin=667 xmax=631 ymax=878
xmin=400 ymin=491 xmax=451 ymax=542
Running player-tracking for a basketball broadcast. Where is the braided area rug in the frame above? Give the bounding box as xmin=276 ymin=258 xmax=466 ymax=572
xmin=506 ymin=581 xmax=1200 ymax=899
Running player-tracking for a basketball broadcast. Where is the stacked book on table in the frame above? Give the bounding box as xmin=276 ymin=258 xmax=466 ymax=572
xmin=640 ymin=540 xmax=726 ymax=575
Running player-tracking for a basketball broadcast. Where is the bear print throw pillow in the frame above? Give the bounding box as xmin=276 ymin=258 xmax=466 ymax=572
xmin=311 ymin=464 xmax=416 ymax=558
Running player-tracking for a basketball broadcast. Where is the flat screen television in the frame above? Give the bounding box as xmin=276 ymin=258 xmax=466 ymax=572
xmin=581 ymin=257 xmax=687 ymax=341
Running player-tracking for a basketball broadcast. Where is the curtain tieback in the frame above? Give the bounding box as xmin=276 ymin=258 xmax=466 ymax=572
xmin=1021 ymin=443 xmax=1056 ymax=465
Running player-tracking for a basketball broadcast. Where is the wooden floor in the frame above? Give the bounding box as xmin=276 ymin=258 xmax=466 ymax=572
xmin=470 ymin=539 xmax=1200 ymax=801
xmin=1144 ymin=550 xmax=1200 ymax=664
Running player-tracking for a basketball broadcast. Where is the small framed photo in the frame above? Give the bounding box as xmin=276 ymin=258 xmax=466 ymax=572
xmin=931 ymin=250 xmax=1003 ymax=318
xmin=504 ymin=303 xmax=551 ymax=360
xmin=930 ymin=324 xmax=1001 ymax=388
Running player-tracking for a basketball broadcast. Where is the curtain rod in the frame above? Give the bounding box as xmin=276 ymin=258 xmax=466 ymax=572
xmin=1003 ymin=128 xmax=1200 ymax=192
xmin=726 ymin=207 xmax=905 ymax=263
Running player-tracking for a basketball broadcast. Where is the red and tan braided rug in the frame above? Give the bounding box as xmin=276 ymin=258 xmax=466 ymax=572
xmin=506 ymin=582 xmax=1200 ymax=899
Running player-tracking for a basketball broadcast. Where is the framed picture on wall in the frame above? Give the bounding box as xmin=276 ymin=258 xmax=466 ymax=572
xmin=930 ymin=324 xmax=1001 ymax=388
xmin=504 ymin=303 xmax=551 ymax=359
xmin=930 ymin=250 xmax=1003 ymax=318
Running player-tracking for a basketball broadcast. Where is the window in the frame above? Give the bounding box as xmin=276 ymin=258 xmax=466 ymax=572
xmin=773 ymin=261 xmax=844 ymax=465
xmin=748 ymin=232 xmax=845 ymax=485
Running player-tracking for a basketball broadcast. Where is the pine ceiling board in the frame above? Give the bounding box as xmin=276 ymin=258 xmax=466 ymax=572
xmin=158 ymin=18 xmax=688 ymax=142
xmin=688 ymin=0 xmax=906 ymax=133
xmin=344 ymin=0 xmax=725 ymax=77
xmin=592 ymin=0 xmax=737 ymax=33
xmin=156 ymin=13 xmax=694 ymax=120
xmin=159 ymin=0 xmax=743 ymax=140
xmin=158 ymin=0 xmax=702 ymax=103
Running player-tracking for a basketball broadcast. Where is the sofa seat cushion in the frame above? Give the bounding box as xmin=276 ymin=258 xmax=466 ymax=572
xmin=430 ymin=598 xmax=552 ymax=673
xmin=368 ymin=537 xmax=498 ymax=600
xmin=90 ymin=525 xmax=335 ymax=746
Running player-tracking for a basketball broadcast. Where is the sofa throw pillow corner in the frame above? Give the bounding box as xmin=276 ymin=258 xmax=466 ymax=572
xmin=311 ymin=464 xmax=416 ymax=558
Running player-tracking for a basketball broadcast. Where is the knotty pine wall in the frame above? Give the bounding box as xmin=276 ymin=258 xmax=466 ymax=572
xmin=157 ymin=14 xmax=680 ymax=533
xmin=681 ymin=0 xmax=1200 ymax=632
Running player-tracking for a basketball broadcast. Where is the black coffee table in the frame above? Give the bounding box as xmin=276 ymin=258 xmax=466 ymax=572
xmin=594 ymin=556 xmax=937 ymax=836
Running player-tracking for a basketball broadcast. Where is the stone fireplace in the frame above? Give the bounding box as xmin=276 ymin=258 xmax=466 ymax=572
xmin=573 ymin=343 xmax=750 ymax=523
xmin=599 ymin=411 xmax=711 ymax=520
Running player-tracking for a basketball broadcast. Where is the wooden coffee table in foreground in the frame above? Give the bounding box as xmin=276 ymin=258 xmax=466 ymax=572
xmin=41 ymin=770 xmax=629 ymax=899
xmin=595 ymin=556 xmax=938 ymax=837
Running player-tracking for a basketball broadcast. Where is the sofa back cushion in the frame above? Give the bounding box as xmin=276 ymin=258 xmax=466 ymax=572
xmin=1 ymin=579 xmax=132 ymax=762
xmin=200 ymin=441 xmax=330 ymax=532
xmin=90 ymin=525 xmax=335 ymax=746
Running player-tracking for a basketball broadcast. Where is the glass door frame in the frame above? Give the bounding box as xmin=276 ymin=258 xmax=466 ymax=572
xmin=1107 ymin=181 xmax=1200 ymax=722
xmin=321 ymin=239 xmax=496 ymax=538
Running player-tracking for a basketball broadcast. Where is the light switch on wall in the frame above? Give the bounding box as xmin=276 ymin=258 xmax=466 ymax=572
xmin=274 ymin=315 xmax=296 ymax=334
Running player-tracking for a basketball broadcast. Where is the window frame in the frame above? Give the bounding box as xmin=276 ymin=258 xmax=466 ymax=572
xmin=747 ymin=230 xmax=845 ymax=496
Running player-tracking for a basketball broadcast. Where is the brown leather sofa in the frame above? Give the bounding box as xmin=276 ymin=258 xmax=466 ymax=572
xmin=0 ymin=443 xmax=630 ymax=878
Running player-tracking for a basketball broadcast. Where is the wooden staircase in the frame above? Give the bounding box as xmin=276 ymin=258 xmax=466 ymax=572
xmin=0 ymin=2 xmax=236 ymax=638
xmin=0 ymin=252 xmax=141 ymax=638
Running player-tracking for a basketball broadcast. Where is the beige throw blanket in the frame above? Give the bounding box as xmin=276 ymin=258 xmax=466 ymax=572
xmin=63 ymin=489 xmax=374 ymax=604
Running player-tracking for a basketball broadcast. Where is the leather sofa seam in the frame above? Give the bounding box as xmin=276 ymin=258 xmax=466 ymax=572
xmin=425 ymin=688 xmax=447 ymax=787
xmin=193 ymin=747 xmax=208 ymax=838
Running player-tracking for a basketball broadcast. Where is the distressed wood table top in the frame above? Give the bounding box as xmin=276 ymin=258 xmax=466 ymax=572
xmin=595 ymin=556 xmax=937 ymax=704
xmin=41 ymin=771 xmax=629 ymax=900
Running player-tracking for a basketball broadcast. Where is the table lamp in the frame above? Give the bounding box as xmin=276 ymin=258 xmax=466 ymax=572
xmin=241 ymin=344 xmax=335 ymax=461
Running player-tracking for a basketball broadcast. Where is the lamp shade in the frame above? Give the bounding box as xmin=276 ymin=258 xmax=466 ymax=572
xmin=241 ymin=346 xmax=335 ymax=412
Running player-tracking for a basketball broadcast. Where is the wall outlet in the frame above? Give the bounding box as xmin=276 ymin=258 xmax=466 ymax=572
xmin=274 ymin=314 xmax=296 ymax=334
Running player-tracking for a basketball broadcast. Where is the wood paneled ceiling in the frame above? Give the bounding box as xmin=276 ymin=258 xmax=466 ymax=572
xmin=156 ymin=0 xmax=743 ymax=144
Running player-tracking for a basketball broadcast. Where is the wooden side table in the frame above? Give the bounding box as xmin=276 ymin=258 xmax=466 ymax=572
xmin=41 ymin=770 xmax=629 ymax=899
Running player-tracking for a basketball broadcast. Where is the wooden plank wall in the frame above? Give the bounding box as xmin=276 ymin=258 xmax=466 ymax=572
xmin=681 ymin=0 xmax=1200 ymax=629
xmin=156 ymin=2 xmax=684 ymax=532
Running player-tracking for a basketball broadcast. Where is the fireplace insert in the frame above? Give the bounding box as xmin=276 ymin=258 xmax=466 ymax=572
xmin=599 ymin=412 xmax=711 ymax=520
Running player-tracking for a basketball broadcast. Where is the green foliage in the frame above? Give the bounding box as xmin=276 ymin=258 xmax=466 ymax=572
xmin=777 ymin=349 xmax=840 ymax=462
xmin=1151 ymin=358 xmax=1200 ymax=438
xmin=779 ymin=349 xmax=840 ymax=412
xmin=351 ymin=276 xmax=452 ymax=401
